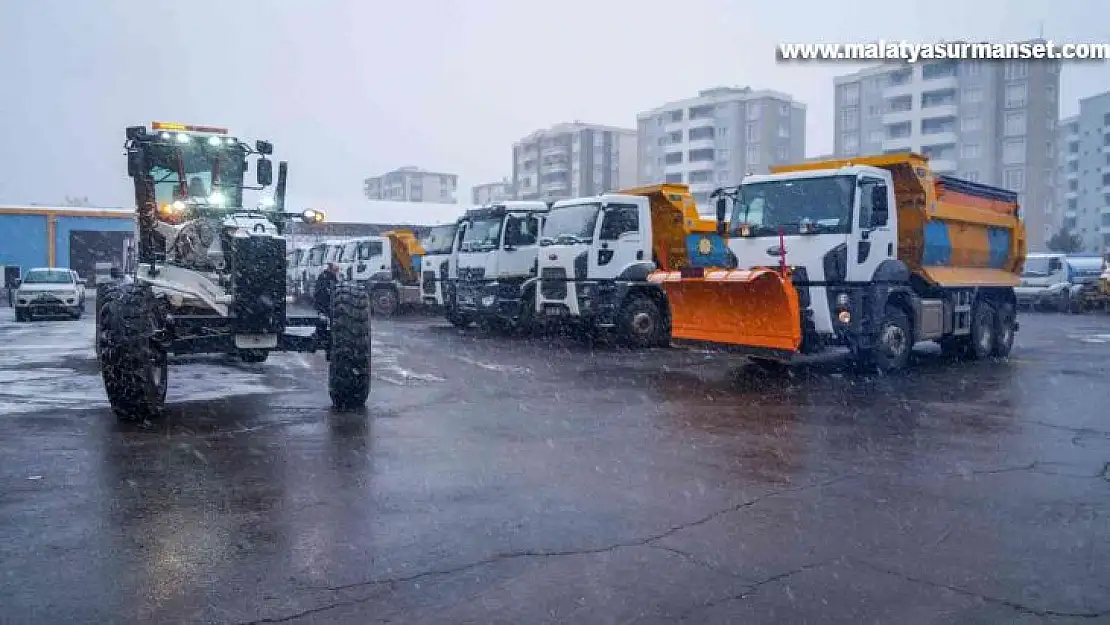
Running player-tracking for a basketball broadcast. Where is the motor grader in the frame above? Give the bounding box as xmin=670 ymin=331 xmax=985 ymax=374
xmin=95 ymin=121 xmax=371 ymax=420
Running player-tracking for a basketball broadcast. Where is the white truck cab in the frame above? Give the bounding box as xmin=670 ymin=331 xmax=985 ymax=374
xmin=534 ymin=194 xmax=667 ymax=345
xmin=13 ymin=267 xmax=87 ymax=322
xmin=451 ymin=201 xmax=549 ymax=331
xmin=1015 ymin=252 xmax=1069 ymax=311
xmin=419 ymin=221 xmax=462 ymax=312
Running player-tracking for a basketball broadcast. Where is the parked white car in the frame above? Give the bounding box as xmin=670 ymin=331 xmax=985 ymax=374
xmin=13 ymin=268 xmax=87 ymax=322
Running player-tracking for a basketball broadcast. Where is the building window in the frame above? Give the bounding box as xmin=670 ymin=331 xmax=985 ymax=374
xmin=887 ymin=122 xmax=912 ymax=139
xmin=657 ymin=137 xmax=667 ymax=147
xmin=689 ymin=148 xmax=715 ymax=162
xmin=665 ymin=152 xmax=683 ymax=165
xmin=1003 ymin=138 xmax=1026 ymax=165
xmin=746 ymin=123 xmax=759 ymax=141
xmin=718 ymin=149 xmax=730 ymax=163
xmin=1004 ymin=111 xmax=1026 ymax=136
xmin=842 ymin=110 xmax=859 ymax=131
xmin=961 ymin=116 xmax=983 ymax=132
xmin=961 ymin=143 xmax=981 ymax=159
xmin=665 ymin=173 xmax=683 ymax=183
xmin=668 ymin=110 xmax=683 ymax=123
xmin=842 ymin=135 xmax=860 ymax=155
xmin=1004 ymin=61 xmax=1029 ymax=80
xmin=778 ymin=122 xmax=789 ymax=138
xmin=716 ymin=127 xmax=729 ymax=139
xmin=746 ymin=144 xmax=761 ymax=165
xmin=777 ymin=146 xmax=789 ymax=162
xmin=965 ymin=61 xmax=982 ymax=77
xmin=689 ymin=126 xmax=715 ymax=141
xmin=868 ymin=130 xmax=885 ymax=143
xmin=963 ymin=87 xmax=983 ymax=103
xmin=1003 ymin=168 xmax=1025 ymax=191
xmin=964 ymin=171 xmax=980 ymax=182
xmin=669 ymin=131 xmax=682 ymax=143
xmin=1005 ymin=82 xmax=1027 ymax=108
xmin=747 ymin=102 xmax=762 ymax=121
xmin=842 ymin=83 xmax=860 ymax=106
xmin=780 ymin=103 xmax=790 ymax=116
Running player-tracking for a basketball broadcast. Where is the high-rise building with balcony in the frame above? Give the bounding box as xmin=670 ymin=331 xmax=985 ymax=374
xmin=512 ymin=123 xmax=638 ymax=202
xmin=833 ymin=41 xmax=1061 ymax=250
xmin=364 ymin=166 xmax=459 ymax=204
xmin=471 ymin=178 xmax=514 ymax=205
xmin=1055 ymin=91 xmax=1110 ymax=254
xmin=636 ymin=87 xmax=806 ymax=209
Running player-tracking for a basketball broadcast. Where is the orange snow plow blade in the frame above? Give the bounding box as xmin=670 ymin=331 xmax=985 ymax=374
xmin=649 ymin=268 xmax=803 ymax=354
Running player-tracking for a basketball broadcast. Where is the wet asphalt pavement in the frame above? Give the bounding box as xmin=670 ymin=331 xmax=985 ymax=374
xmin=1 ymin=307 xmax=1109 ymax=624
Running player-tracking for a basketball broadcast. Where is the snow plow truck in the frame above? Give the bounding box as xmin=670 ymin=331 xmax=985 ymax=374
xmin=649 ymin=152 xmax=1026 ymax=371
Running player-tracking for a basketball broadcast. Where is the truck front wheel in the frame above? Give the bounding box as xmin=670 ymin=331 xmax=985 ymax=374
xmin=329 ymin=285 xmax=371 ymax=410
xmin=99 ymin=285 xmax=168 ymax=421
xmin=866 ymin=305 xmax=912 ymax=372
xmin=370 ymin=287 xmax=400 ymax=317
xmin=619 ymin=295 xmax=666 ymax=348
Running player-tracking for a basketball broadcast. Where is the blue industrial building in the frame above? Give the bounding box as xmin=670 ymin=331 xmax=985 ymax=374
xmin=0 ymin=206 xmax=135 ymax=286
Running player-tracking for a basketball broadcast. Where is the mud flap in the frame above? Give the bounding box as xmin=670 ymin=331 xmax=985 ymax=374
xmin=648 ymin=269 xmax=802 ymax=353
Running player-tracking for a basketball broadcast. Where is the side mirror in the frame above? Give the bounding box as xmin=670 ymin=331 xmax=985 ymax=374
xmin=257 ymin=158 xmax=273 ymax=186
xmin=715 ymin=197 xmax=728 ymax=236
xmin=255 ymin=140 xmax=273 ymax=155
xmin=12 ymin=279 xmax=20 ymax=288
xmin=77 ymin=279 xmax=87 ymax=286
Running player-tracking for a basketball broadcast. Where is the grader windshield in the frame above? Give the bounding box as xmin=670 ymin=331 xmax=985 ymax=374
xmin=147 ymin=141 xmax=246 ymax=211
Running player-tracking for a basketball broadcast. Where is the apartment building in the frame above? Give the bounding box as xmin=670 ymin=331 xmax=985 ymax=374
xmin=512 ymin=123 xmax=638 ymax=202
xmin=636 ymin=87 xmax=807 ymax=209
xmin=1056 ymin=91 xmax=1110 ymax=254
xmin=471 ymin=178 xmax=514 ymax=205
xmin=363 ymin=166 xmax=459 ymax=204
xmin=833 ymin=41 xmax=1061 ymax=250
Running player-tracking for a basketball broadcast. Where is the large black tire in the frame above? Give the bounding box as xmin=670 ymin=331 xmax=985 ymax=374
xmin=446 ymin=310 xmax=471 ymax=329
xmin=966 ymin=301 xmax=996 ymax=360
xmin=992 ymin=302 xmax=1016 ymax=358
xmin=370 ymin=287 xmax=400 ymax=317
xmin=95 ymin=285 xmax=120 ymax=358
xmin=515 ymin=287 xmax=536 ymax=335
xmin=329 ymin=285 xmax=371 ymax=410
xmin=865 ymin=305 xmax=913 ymax=372
xmin=99 ymin=285 xmax=168 ymax=421
xmin=618 ymin=295 xmax=666 ymax=348
xmin=238 ymin=349 xmax=269 ymax=363
xmin=14 ymin=308 xmax=28 ymax=322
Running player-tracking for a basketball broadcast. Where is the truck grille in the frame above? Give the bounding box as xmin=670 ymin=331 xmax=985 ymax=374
xmin=422 ymin=271 xmax=436 ymax=294
xmin=458 ymin=267 xmax=485 ymax=282
xmin=541 ymin=267 xmax=567 ymax=299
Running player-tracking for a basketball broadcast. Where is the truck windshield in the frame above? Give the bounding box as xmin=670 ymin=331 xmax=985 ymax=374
xmin=1022 ymin=257 xmax=1055 ymax=277
xmin=146 ymin=141 xmax=245 ymax=210
xmin=23 ymin=270 xmax=74 ymax=284
xmin=422 ymin=224 xmax=459 ymax=254
xmin=732 ymin=175 xmax=855 ymax=236
xmin=460 ymin=217 xmax=502 ymax=252
xmin=540 ymin=202 xmax=599 ymax=245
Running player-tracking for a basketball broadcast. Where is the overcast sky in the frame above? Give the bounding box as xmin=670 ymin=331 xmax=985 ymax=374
xmin=1 ymin=0 xmax=1106 ymax=211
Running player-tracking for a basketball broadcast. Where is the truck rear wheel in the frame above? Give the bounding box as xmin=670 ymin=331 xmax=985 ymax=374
xmin=619 ymin=295 xmax=666 ymax=348
xmin=329 ymin=285 xmax=371 ymax=410
xmin=992 ymin=303 xmax=1015 ymax=358
xmin=99 ymin=285 xmax=168 ymax=421
xmin=966 ymin=302 xmax=996 ymax=360
xmin=446 ymin=310 xmax=471 ymax=329
xmin=238 ymin=349 xmax=270 ymax=363
xmin=866 ymin=305 xmax=912 ymax=372
xmin=370 ymin=287 xmax=400 ymax=317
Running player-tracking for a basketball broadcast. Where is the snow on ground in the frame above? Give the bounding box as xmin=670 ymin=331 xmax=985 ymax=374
xmin=0 ymin=308 xmax=308 ymax=416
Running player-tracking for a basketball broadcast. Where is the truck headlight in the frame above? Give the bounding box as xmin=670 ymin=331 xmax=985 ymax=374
xmin=838 ymin=310 xmax=851 ymax=324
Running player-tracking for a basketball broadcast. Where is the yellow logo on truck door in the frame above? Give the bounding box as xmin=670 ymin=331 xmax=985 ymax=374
xmin=697 ymin=237 xmax=713 ymax=256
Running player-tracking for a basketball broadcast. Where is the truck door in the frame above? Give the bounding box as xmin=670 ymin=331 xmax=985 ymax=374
xmin=590 ymin=199 xmax=647 ymax=280
xmin=847 ymin=175 xmax=896 ymax=282
xmin=500 ymin=213 xmax=541 ymax=278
